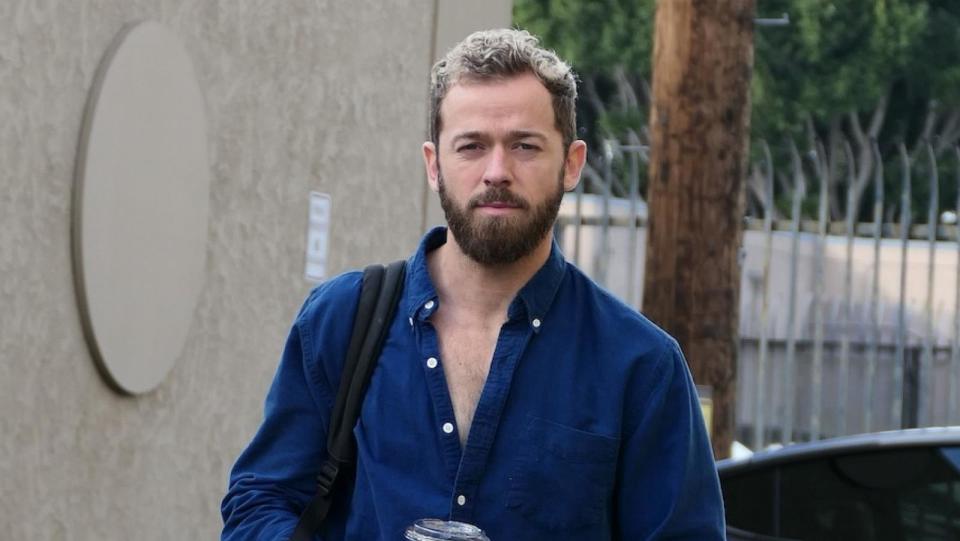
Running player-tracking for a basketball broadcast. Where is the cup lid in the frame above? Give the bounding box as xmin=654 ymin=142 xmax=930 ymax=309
xmin=404 ymin=519 xmax=490 ymax=541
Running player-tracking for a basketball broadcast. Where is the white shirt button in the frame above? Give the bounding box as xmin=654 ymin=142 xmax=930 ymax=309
xmin=532 ymin=318 xmax=542 ymax=329
xmin=408 ymin=317 xmax=414 ymax=326
xmin=424 ymin=300 xmax=435 ymax=310
xmin=442 ymin=422 xmax=454 ymax=434
xmin=426 ymin=357 xmax=438 ymax=369
xmin=457 ymin=495 xmax=466 ymax=506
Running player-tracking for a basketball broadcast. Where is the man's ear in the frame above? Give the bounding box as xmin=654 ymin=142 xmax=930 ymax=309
xmin=563 ymin=140 xmax=587 ymax=192
xmin=423 ymin=142 xmax=440 ymax=193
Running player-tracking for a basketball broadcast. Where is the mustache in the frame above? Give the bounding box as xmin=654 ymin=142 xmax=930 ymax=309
xmin=468 ymin=187 xmax=530 ymax=210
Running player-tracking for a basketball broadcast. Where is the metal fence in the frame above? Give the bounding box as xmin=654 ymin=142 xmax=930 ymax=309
xmin=555 ymin=139 xmax=960 ymax=451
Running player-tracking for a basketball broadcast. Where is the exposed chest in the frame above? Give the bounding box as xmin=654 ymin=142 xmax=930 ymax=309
xmin=431 ymin=313 xmax=504 ymax=441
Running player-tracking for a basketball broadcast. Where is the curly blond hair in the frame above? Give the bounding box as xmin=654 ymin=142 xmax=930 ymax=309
xmin=429 ymin=29 xmax=578 ymax=149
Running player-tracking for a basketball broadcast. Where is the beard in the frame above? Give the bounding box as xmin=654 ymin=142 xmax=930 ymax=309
xmin=438 ymin=171 xmax=565 ymax=266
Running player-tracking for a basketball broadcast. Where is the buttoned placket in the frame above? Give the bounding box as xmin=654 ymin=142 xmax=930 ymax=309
xmin=410 ymin=295 xmax=540 ymax=524
xmin=411 ymin=297 xmax=463 ymax=486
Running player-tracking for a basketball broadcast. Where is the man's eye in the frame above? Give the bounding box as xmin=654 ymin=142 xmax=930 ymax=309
xmin=457 ymin=143 xmax=482 ymax=153
xmin=515 ymin=143 xmax=540 ymax=152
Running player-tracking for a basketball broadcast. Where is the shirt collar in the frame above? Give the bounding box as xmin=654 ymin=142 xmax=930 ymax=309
xmin=404 ymin=226 xmax=567 ymax=331
xmin=404 ymin=226 xmax=446 ymax=319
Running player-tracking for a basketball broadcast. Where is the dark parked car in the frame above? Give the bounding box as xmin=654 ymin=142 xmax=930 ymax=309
xmin=718 ymin=427 xmax=960 ymax=540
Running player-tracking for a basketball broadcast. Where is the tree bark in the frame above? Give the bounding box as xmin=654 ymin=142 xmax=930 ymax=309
xmin=643 ymin=0 xmax=755 ymax=459
xmin=846 ymin=92 xmax=889 ymax=217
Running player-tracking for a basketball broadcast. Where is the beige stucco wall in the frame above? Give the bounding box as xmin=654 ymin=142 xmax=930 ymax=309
xmin=0 ymin=1 xmax=458 ymax=539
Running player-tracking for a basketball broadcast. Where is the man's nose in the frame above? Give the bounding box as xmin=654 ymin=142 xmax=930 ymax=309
xmin=482 ymin=146 xmax=511 ymax=187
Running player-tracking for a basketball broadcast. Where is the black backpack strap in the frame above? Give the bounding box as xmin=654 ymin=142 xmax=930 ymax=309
xmin=290 ymin=260 xmax=406 ymax=541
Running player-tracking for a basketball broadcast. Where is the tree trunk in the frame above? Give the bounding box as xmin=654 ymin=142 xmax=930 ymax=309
xmin=643 ymin=0 xmax=755 ymax=460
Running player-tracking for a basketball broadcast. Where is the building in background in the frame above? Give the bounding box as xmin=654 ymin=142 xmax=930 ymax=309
xmin=0 ymin=2 xmax=511 ymax=538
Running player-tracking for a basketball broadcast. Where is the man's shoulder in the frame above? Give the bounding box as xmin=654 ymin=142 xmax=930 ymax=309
xmin=292 ymin=269 xmax=369 ymax=351
xmin=297 ymin=269 xmax=365 ymax=321
xmin=290 ymin=269 xmax=370 ymax=396
xmin=563 ymin=262 xmax=675 ymax=345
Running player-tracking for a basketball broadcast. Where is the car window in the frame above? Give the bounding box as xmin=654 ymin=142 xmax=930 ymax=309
xmin=722 ymin=466 xmax=776 ymax=536
xmin=890 ymin=446 xmax=960 ymax=540
xmin=722 ymin=446 xmax=960 ymax=540
xmin=942 ymin=446 xmax=960 ymax=474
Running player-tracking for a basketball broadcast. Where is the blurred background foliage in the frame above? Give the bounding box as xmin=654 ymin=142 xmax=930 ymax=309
xmin=514 ymin=0 xmax=960 ymax=222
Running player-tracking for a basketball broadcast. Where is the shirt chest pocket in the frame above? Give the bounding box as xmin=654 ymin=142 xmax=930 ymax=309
xmin=506 ymin=416 xmax=620 ymax=531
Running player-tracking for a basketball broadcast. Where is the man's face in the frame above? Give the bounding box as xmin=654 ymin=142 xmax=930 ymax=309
xmin=423 ymin=72 xmax=585 ymax=265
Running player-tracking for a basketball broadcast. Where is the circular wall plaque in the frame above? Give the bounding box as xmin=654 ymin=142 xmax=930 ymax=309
xmin=73 ymin=22 xmax=209 ymax=395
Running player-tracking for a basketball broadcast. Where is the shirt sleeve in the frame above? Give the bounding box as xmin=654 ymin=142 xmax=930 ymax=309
xmin=220 ymin=285 xmax=345 ymax=541
xmin=615 ymin=339 xmax=726 ymax=540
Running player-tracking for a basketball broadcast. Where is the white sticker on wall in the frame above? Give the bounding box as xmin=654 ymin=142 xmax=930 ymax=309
xmin=305 ymin=192 xmax=331 ymax=282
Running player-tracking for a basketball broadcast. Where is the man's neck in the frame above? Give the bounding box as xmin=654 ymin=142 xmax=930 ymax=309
xmin=426 ymin=230 xmax=552 ymax=321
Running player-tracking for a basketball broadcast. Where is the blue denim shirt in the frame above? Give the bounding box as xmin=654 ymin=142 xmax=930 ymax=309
xmin=222 ymin=227 xmax=725 ymax=540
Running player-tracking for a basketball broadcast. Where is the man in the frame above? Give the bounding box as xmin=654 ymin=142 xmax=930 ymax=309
xmin=222 ymin=29 xmax=725 ymax=540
